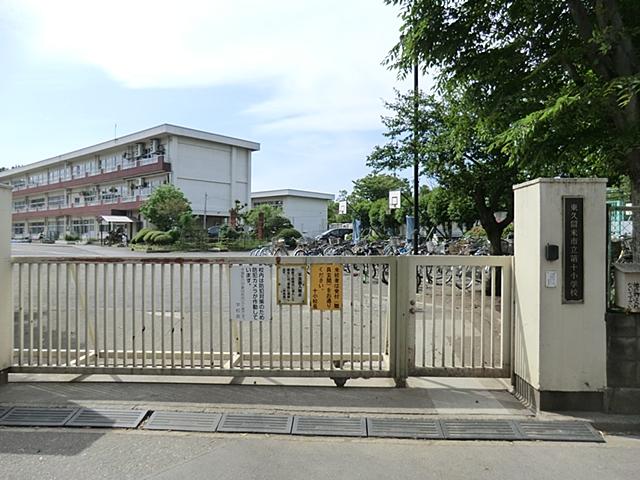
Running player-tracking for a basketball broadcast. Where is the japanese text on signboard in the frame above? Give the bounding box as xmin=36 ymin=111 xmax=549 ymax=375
xmin=277 ymin=266 xmax=307 ymax=305
xmin=563 ymin=197 xmax=584 ymax=303
xmin=230 ymin=265 xmax=272 ymax=321
xmin=310 ymin=264 xmax=343 ymax=311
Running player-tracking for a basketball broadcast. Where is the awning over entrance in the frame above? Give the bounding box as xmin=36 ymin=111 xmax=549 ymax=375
xmin=100 ymin=215 xmax=133 ymax=223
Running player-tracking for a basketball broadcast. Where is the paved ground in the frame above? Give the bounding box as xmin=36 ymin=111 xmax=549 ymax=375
xmin=0 ymin=428 xmax=638 ymax=480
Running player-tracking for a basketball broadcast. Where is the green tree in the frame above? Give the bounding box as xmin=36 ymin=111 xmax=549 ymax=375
xmin=139 ymin=185 xmax=192 ymax=231
xmin=385 ymin=0 xmax=638 ymax=196
xmin=245 ymin=204 xmax=293 ymax=238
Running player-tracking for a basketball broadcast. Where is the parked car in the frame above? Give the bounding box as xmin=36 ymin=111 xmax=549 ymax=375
xmin=315 ymin=227 xmax=353 ymax=242
xmin=207 ymin=225 xmax=221 ymax=239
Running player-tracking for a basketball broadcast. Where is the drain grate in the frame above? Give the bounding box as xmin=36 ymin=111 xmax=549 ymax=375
xmin=217 ymin=414 xmax=293 ymax=434
xmin=0 ymin=407 xmax=78 ymax=427
xmin=292 ymin=416 xmax=367 ymax=437
xmin=66 ymin=408 xmax=148 ymax=428
xmin=144 ymin=411 xmax=222 ymax=432
xmin=367 ymin=418 xmax=444 ymax=439
xmin=0 ymin=407 xmax=10 ymax=419
xmin=441 ymin=420 xmax=521 ymax=440
xmin=515 ymin=421 xmax=604 ymax=442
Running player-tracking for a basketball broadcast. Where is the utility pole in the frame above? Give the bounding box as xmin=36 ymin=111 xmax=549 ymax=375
xmin=203 ymin=193 xmax=208 ymax=229
xmin=412 ymin=60 xmax=420 ymax=255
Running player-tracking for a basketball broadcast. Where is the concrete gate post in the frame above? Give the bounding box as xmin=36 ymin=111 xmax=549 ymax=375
xmin=513 ymin=178 xmax=607 ymax=411
xmin=0 ymin=184 xmax=12 ymax=384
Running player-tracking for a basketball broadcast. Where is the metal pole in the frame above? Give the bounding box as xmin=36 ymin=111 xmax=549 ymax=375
xmin=413 ymin=61 xmax=420 ymax=255
xmin=203 ymin=193 xmax=208 ymax=229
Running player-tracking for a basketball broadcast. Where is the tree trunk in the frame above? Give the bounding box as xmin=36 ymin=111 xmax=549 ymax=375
xmin=627 ymin=149 xmax=640 ymax=262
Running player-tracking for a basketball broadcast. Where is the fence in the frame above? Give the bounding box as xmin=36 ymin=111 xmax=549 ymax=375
xmin=9 ymin=254 xmax=512 ymax=385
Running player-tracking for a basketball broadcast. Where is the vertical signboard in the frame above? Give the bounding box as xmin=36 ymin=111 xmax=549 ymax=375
xmin=389 ymin=190 xmax=401 ymax=210
xmin=277 ymin=265 xmax=307 ymax=305
xmin=338 ymin=200 xmax=347 ymax=215
xmin=310 ymin=264 xmax=343 ymax=310
xmin=563 ymin=197 xmax=584 ymax=303
xmin=230 ymin=265 xmax=272 ymax=321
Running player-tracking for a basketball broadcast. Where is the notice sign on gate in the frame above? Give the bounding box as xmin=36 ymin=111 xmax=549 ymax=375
xmin=230 ymin=265 xmax=272 ymax=321
xmin=277 ymin=265 xmax=307 ymax=305
xmin=310 ymin=264 xmax=343 ymax=310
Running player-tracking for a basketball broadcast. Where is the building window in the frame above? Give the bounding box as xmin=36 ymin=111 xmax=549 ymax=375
xmin=71 ymin=219 xmax=96 ymax=238
xmin=29 ymin=222 xmax=45 ymax=236
xmin=12 ymin=223 xmax=25 ymax=237
xmin=29 ymin=197 xmax=45 ymax=210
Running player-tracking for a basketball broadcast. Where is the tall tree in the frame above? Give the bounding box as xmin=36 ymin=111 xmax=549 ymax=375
xmin=139 ymin=184 xmax=192 ymax=231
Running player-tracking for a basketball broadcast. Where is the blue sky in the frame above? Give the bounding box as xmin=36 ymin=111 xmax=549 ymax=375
xmin=0 ymin=0 xmax=421 ymax=196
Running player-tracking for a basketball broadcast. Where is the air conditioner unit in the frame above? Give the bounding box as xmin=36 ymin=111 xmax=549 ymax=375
xmin=135 ymin=142 xmax=145 ymax=157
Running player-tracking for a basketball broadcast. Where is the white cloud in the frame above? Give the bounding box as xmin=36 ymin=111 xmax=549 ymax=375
xmin=6 ymin=0 xmax=409 ymax=133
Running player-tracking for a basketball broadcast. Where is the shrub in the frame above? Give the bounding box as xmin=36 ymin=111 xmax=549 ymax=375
xmin=275 ymin=228 xmax=302 ymax=248
xmin=152 ymin=233 xmax=173 ymax=245
xmin=143 ymin=230 xmax=161 ymax=243
xmin=64 ymin=232 xmax=80 ymax=241
xmin=132 ymin=228 xmax=151 ymax=244
xmin=219 ymin=225 xmax=240 ymax=240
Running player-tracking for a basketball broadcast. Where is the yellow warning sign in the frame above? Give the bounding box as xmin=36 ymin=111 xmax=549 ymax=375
xmin=310 ymin=264 xmax=343 ymax=311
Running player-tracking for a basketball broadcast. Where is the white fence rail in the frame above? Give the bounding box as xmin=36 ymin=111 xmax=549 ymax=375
xmin=9 ymin=254 xmax=513 ymax=384
xmin=11 ymin=256 xmax=393 ymax=384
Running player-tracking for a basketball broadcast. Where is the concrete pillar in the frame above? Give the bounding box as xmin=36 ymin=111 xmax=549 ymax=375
xmin=513 ymin=178 xmax=607 ymax=411
xmin=0 ymin=184 xmax=12 ymax=383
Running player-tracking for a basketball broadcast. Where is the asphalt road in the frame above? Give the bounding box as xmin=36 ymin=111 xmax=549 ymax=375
xmin=0 ymin=428 xmax=638 ymax=480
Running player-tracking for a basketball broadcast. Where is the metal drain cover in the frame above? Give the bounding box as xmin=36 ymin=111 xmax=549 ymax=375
xmin=66 ymin=408 xmax=148 ymax=428
xmin=441 ymin=420 xmax=521 ymax=440
xmin=0 ymin=407 xmax=10 ymax=419
xmin=367 ymin=418 xmax=444 ymax=439
xmin=217 ymin=414 xmax=293 ymax=434
xmin=292 ymin=416 xmax=367 ymax=437
xmin=516 ymin=421 xmax=604 ymax=442
xmin=144 ymin=411 xmax=222 ymax=432
xmin=0 ymin=407 xmax=78 ymax=427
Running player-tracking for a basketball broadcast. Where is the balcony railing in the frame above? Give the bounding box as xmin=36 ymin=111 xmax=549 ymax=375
xmin=10 ymin=154 xmax=167 ymax=192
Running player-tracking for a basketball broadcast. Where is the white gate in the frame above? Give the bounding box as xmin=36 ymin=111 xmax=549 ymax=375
xmin=393 ymin=256 xmax=513 ymax=381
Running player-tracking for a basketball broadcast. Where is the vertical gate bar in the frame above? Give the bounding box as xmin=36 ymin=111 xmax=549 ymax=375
xmin=461 ymin=266 xmax=466 ymax=367
xmin=440 ymin=266 xmax=445 ymax=368
xmin=431 ymin=264 xmax=436 ymax=368
xmin=239 ymin=305 xmax=244 ymax=369
xmin=85 ymin=263 xmax=89 ymax=366
xmin=480 ymin=267 xmax=486 ymax=367
xmin=502 ymin=260 xmax=513 ymax=372
xmin=18 ymin=264 xmax=23 ymax=366
xmin=368 ymin=269 xmax=373 ymax=370
xmin=112 ymin=264 xmax=117 ymax=367
xmin=249 ymin=306 xmax=254 ymax=369
xmin=350 ymin=270 xmax=354 ymax=370
xmin=152 ymin=264 xmax=157 ymax=367
xmin=490 ymin=265 xmax=496 ymax=368
xmin=210 ymin=264 xmax=214 ymax=368
xmin=56 ymin=264 xmax=61 ymax=366
xmin=199 ymin=264 xmax=203 ymax=368
xmin=259 ymin=306 xmax=264 ymax=369
xmin=289 ymin=305 xmax=293 ymax=370
xmin=102 ymin=264 xmax=107 ymax=367
xmin=319 ymin=308 xmax=323 ymax=371
xmin=189 ymin=263 xmax=194 ymax=367
xmin=421 ymin=265 xmax=426 ymax=368
xmin=47 ymin=263 xmax=52 ymax=365
xmin=132 ymin=264 xmax=136 ymax=368
xmin=471 ymin=266 xmax=476 ymax=369
xmin=228 ymin=265 xmax=234 ymax=371
xmin=122 ymin=263 xmax=127 ymax=367
xmin=269 ymin=269 xmax=273 ymax=369
xmin=378 ymin=263 xmax=383 ymax=370
xmin=162 ymin=263 xmax=166 ymax=368
xmin=171 ymin=263 xmax=175 ymax=368
xmin=180 ymin=264 xmax=185 ymax=368
xmin=359 ymin=272 xmax=363 ymax=371
xmin=299 ymin=304 xmax=304 ymax=370
xmin=74 ymin=264 xmax=79 ymax=366
xmin=93 ymin=264 xmax=97 ymax=367
xmin=451 ymin=266 xmax=455 ymax=367
xmin=37 ymin=263 xmax=42 ymax=366
xmin=329 ymin=308 xmax=333 ymax=371
xmin=141 ymin=264 xmax=146 ymax=368
xmin=309 ymin=307 xmax=314 ymax=370
xmin=218 ymin=264 xmax=223 ymax=368
xmin=66 ymin=264 xmax=70 ymax=366
xmin=278 ymin=304 xmax=283 ymax=369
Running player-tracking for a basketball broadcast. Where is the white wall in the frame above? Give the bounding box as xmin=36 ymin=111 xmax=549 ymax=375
xmin=0 ymin=185 xmax=12 ymax=375
xmin=283 ymin=196 xmax=329 ymax=237
xmin=172 ymin=138 xmax=251 ymax=216
xmin=514 ymin=178 xmax=607 ymax=393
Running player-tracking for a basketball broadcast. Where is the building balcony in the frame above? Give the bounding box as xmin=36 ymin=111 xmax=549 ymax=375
xmin=11 ymin=155 xmax=170 ymax=197
xmin=11 ymin=196 xmax=145 ymax=221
